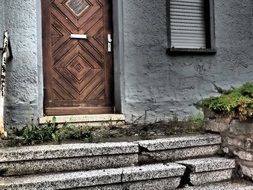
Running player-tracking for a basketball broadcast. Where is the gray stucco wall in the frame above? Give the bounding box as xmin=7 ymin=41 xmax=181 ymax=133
xmin=4 ymin=0 xmax=42 ymax=127
xmin=121 ymin=0 xmax=253 ymax=122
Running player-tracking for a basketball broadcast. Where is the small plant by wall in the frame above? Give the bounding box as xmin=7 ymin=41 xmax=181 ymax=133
xmin=199 ymin=82 xmax=253 ymax=121
xmin=13 ymin=117 xmax=93 ymax=145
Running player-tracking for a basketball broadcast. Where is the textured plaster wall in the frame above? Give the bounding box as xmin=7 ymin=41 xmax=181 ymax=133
xmin=4 ymin=0 xmax=42 ymax=127
xmin=0 ymin=0 xmax=5 ymax=45
xmin=122 ymin=0 xmax=253 ymax=122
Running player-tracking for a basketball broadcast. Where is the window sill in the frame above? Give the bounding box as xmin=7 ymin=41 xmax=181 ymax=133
xmin=167 ymin=48 xmax=217 ymax=55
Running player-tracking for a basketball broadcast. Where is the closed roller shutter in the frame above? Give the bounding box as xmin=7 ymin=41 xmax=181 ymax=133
xmin=170 ymin=0 xmax=206 ymax=49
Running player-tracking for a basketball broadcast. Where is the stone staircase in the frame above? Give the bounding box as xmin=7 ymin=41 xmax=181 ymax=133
xmin=0 ymin=134 xmax=252 ymax=190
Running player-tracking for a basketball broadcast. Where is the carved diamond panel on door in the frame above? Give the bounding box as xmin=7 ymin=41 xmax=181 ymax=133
xmin=42 ymin=0 xmax=113 ymax=115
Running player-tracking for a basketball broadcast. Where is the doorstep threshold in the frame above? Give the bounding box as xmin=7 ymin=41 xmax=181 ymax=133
xmin=39 ymin=114 xmax=125 ymax=125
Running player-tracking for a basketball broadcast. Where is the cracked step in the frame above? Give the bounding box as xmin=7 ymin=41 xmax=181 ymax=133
xmin=0 ymin=163 xmax=186 ymax=190
xmin=177 ymin=157 xmax=236 ymax=186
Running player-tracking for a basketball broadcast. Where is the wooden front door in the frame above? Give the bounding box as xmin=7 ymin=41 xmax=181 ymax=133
xmin=42 ymin=0 xmax=114 ymax=115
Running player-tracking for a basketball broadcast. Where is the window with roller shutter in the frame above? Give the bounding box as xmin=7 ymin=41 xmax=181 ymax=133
xmin=167 ymin=0 xmax=216 ymax=54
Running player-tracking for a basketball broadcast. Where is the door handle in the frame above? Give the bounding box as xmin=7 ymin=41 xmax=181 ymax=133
xmin=70 ymin=34 xmax=88 ymax=40
xmin=108 ymin=34 xmax=112 ymax=52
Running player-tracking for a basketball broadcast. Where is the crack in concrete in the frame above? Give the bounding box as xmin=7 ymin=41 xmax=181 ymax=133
xmin=178 ymin=165 xmax=194 ymax=188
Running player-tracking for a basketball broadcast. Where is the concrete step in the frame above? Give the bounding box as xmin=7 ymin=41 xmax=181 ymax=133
xmin=184 ymin=181 xmax=253 ymax=190
xmin=138 ymin=134 xmax=221 ymax=163
xmin=0 ymin=134 xmax=221 ymax=176
xmin=0 ymin=142 xmax=139 ymax=176
xmin=177 ymin=157 xmax=236 ymax=186
xmin=39 ymin=114 xmax=125 ymax=127
xmin=0 ymin=163 xmax=186 ymax=190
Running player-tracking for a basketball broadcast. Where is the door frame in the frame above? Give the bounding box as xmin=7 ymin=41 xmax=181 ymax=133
xmin=38 ymin=0 xmax=125 ymax=116
xmin=112 ymin=0 xmax=124 ymax=113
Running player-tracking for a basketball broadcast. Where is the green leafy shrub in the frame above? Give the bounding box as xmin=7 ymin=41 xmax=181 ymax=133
xmin=199 ymin=82 xmax=253 ymax=120
xmin=21 ymin=118 xmax=58 ymax=145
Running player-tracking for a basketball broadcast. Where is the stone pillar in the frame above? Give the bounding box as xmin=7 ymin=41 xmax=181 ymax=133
xmin=4 ymin=0 xmax=43 ymax=128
